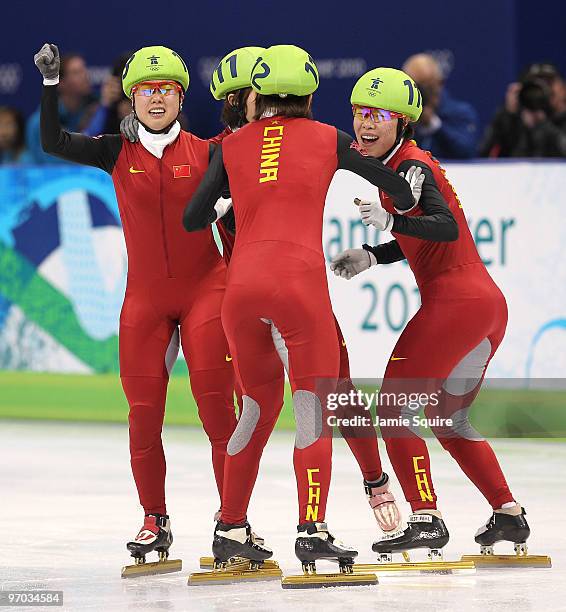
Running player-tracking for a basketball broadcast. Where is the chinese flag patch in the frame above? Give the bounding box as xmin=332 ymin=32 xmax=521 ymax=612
xmin=173 ymin=164 xmax=191 ymax=178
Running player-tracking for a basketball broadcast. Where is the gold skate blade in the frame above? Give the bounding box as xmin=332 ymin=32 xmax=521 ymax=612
xmin=188 ymin=565 xmax=282 ymax=585
xmin=355 ymin=561 xmax=475 ymax=575
xmin=461 ymin=554 xmax=551 ymax=569
xmin=281 ymin=572 xmax=378 ymax=589
xmin=199 ymin=555 xmax=280 ymax=570
xmin=121 ymin=558 xmax=182 ymax=578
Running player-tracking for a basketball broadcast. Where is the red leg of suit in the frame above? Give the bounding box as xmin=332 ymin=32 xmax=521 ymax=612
xmin=120 ymin=273 xmax=237 ymax=516
xmin=179 ymin=275 xmax=238 ymax=504
xmin=220 ymin=246 xmax=339 ymax=525
xmin=379 ymin=273 xmax=513 ymax=512
xmin=120 ymin=287 xmax=178 ymax=515
xmin=219 ymin=316 xmax=285 ymax=524
xmin=424 ymin=332 xmax=513 ymax=510
xmin=122 ymin=374 xmax=170 ymax=515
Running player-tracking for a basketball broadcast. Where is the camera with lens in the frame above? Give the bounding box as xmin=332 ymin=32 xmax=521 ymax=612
xmin=518 ymin=78 xmax=552 ymax=115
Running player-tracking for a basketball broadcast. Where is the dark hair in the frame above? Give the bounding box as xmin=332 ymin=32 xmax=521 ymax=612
xmin=521 ymin=62 xmax=561 ymax=85
xmin=0 ymin=106 xmax=26 ymax=154
xmin=402 ymin=122 xmax=415 ymax=140
xmin=253 ymin=94 xmax=312 ymax=121
xmin=221 ymin=87 xmax=253 ymax=130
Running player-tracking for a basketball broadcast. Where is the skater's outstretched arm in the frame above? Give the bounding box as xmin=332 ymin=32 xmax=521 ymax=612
xmin=363 ymin=239 xmax=406 ymax=264
xmin=183 ymin=144 xmax=230 ymax=231
xmin=336 ymin=130 xmax=414 ymax=210
xmin=336 ymin=131 xmax=457 ymax=242
xmin=35 ymin=43 xmax=121 ymax=172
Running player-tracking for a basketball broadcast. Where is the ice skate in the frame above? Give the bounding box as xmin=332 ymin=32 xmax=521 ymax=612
xmin=188 ymin=521 xmax=282 ymax=585
xmin=281 ymin=522 xmax=377 ymax=589
xmin=358 ymin=512 xmax=474 ymax=575
xmin=198 ymin=513 xmax=277 ymax=570
xmin=121 ymin=514 xmax=182 ymax=578
xmin=461 ymin=505 xmax=551 ymax=568
xmin=365 ymin=473 xmax=402 ymax=533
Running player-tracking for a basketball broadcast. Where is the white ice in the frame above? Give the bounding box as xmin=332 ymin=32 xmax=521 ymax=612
xmin=1 ymin=421 xmax=565 ymax=612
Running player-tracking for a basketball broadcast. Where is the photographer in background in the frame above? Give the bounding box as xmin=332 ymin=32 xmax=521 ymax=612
xmin=481 ymin=63 xmax=566 ymax=158
xmin=83 ymin=52 xmax=133 ymax=136
xmin=402 ymin=53 xmax=479 ymax=159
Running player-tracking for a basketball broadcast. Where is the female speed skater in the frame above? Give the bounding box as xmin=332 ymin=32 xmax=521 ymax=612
xmin=207 ymin=45 xmax=405 ymax=536
xmin=184 ymin=45 xmax=424 ymax=579
xmin=331 ymin=67 xmax=530 ymax=562
xmin=34 ymin=43 xmax=238 ymax=574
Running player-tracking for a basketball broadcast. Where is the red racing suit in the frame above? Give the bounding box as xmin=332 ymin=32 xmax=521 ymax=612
xmin=185 ymin=117 xmax=415 ymax=525
xmin=366 ymin=140 xmax=513 ymax=512
xmin=41 ymin=84 xmax=237 ymax=516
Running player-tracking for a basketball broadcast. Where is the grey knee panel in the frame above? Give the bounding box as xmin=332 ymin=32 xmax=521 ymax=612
xmin=227 ymin=395 xmax=260 ymax=456
xmin=447 ymin=407 xmax=485 ymax=441
xmin=293 ymin=390 xmax=322 ymax=449
xmin=443 ymin=338 xmax=492 ymax=396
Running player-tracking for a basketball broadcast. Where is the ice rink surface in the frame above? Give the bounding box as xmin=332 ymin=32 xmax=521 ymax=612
xmin=1 ymin=421 xmax=565 ymax=612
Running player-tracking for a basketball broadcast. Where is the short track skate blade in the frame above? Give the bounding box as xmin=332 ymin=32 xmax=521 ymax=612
xmin=355 ymin=560 xmax=475 ymax=576
xmin=188 ymin=565 xmax=282 ymax=585
xmin=460 ymin=554 xmax=551 ymax=569
xmin=198 ymin=555 xmax=280 ymax=570
xmin=281 ymin=572 xmax=377 ymax=589
xmin=121 ymin=558 xmax=182 ymax=578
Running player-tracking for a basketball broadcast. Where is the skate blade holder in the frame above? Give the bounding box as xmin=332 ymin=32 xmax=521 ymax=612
xmin=355 ymin=560 xmax=475 ymax=576
xmin=282 ymin=560 xmax=377 ymax=589
xmin=359 ymin=550 xmax=475 ymax=576
xmin=121 ymin=558 xmax=182 ymax=578
xmin=199 ymin=555 xmax=280 ymax=571
xmin=188 ymin=560 xmax=282 ymax=585
xmin=461 ymin=543 xmax=551 ymax=569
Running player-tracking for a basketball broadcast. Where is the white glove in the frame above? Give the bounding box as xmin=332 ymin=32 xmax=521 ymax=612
xmin=214 ymin=196 xmax=232 ymax=220
xmin=398 ymin=165 xmax=425 ymax=209
xmin=330 ymin=248 xmax=377 ymax=280
xmin=356 ymin=197 xmax=393 ymax=231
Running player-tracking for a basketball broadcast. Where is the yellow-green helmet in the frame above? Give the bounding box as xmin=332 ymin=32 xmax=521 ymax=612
xmin=250 ymin=45 xmax=319 ymax=97
xmin=350 ymin=67 xmax=422 ymax=122
xmin=122 ymin=46 xmax=190 ymax=98
xmin=210 ymin=46 xmax=265 ymax=100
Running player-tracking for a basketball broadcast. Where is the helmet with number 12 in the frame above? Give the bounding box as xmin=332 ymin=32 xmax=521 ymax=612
xmin=250 ymin=44 xmax=319 ymax=97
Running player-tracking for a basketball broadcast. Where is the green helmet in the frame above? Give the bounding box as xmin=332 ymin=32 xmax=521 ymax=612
xmin=350 ymin=67 xmax=422 ymax=122
xmin=250 ymin=45 xmax=319 ymax=97
xmin=122 ymin=46 xmax=190 ymax=98
xmin=210 ymin=46 xmax=265 ymax=100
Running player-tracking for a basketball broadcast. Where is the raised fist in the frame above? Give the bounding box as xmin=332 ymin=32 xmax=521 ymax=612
xmin=34 ymin=43 xmax=60 ymax=81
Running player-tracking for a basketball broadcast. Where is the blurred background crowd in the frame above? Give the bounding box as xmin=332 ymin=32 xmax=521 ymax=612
xmin=2 ymin=50 xmax=566 ymax=166
xmin=0 ymin=0 xmax=565 ymax=165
